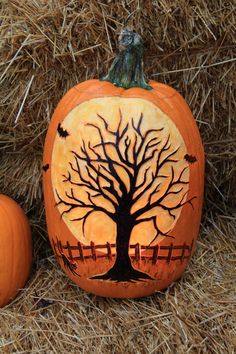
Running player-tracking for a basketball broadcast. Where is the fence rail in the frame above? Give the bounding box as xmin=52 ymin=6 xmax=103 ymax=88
xmin=52 ymin=238 xmax=194 ymax=264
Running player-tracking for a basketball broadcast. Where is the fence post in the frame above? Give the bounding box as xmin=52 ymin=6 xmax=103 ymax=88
xmin=167 ymin=243 xmax=173 ymax=263
xmin=181 ymin=242 xmax=186 ymax=263
xmin=135 ymin=243 xmax=140 ymax=262
xmin=91 ymin=241 xmax=96 ymax=260
xmin=67 ymin=241 xmax=73 ymax=261
xmin=58 ymin=239 xmax=63 ymax=253
xmin=107 ymin=242 xmax=112 ymax=260
xmin=152 ymin=245 xmax=159 ymax=264
xmin=77 ymin=241 xmax=84 ymax=261
xmin=189 ymin=239 xmax=194 ymax=256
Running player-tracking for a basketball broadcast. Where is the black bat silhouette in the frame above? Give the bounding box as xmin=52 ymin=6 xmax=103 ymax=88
xmin=57 ymin=123 xmax=69 ymax=138
xmin=42 ymin=163 xmax=49 ymax=172
xmin=184 ymin=154 xmax=197 ymax=164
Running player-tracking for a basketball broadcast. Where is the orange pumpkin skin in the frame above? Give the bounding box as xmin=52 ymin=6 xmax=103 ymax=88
xmin=43 ymin=79 xmax=204 ymax=298
xmin=0 ymin=195 xmax=32 ymax=307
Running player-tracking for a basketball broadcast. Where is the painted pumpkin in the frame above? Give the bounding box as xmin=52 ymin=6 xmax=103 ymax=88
xmin=0 ymin=194 xmax=32 ymax=307
xmin=43 ymin=28 xmax=204 ymax=298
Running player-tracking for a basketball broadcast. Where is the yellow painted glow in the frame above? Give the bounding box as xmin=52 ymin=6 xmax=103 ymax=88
xmin=52 ymin=97 xmax=189 ymax=247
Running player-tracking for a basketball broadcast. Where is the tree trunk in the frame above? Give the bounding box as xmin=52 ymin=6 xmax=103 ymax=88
xmin=91 ymin=218 xmax=153 ymax=282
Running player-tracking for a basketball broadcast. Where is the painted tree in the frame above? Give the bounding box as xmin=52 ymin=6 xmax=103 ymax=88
xmin=55 ymin=111 xmax=196 ymax=281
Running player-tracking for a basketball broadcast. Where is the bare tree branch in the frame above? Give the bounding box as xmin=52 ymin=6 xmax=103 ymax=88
xmin=135 ymin=215 xmax=175 ymax=244
xmin=55 ymin=109 xmax=196 ymax=244
xmin=63 ymin=153 xmax=119 ymax=208
xmin=132 ymin=162 xmax=193 ymax=221
xmin=56 ymin=187 xmax=115 ymax=221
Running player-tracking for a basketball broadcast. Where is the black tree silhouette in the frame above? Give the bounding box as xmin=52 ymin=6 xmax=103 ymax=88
xmin=55 ymin=110 xmax=196 ymax=282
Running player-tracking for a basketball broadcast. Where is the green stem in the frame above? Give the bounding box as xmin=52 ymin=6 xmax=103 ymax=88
xmin=100 ymin=28 xmax=152 ymax=90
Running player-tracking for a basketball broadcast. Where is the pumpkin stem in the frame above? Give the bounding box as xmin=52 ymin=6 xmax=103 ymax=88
xmin=100 ymin=27 xmax=152 ymax=90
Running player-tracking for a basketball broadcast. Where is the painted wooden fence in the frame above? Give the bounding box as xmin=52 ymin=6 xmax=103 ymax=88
xmin=52 ymin=238 xmax=194 ymax=264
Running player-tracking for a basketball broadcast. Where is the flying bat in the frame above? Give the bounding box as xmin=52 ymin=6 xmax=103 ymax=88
xmin=42 ymin=163 xmax=49 ymax=172
xmin=184 ymin=154 xmax=197 ymax=164
xmin=57 ymin=123 xmax=69 ymax=138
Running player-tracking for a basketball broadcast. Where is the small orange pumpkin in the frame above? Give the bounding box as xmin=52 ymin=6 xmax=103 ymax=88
xmin=43 ymin=28 xmax=204 ymax=298
xmin=0 ymin=194 xmax=32 ymax=307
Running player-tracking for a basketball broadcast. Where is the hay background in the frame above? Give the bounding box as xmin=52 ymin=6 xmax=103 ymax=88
xmin=0 ymin=1 xmax=235 ymax=353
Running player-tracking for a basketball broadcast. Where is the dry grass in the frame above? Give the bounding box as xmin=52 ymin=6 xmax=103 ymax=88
xmin=1 ymin=218 xmax=235 ymax=353
xmin=0 ymin=1 xmax=235 ymax=353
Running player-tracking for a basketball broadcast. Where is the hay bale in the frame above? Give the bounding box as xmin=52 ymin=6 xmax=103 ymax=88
xmin=0 ymin=1 xmax=235 ymax=216
xmin=0 ymin=1 xmax=235 ymax=352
